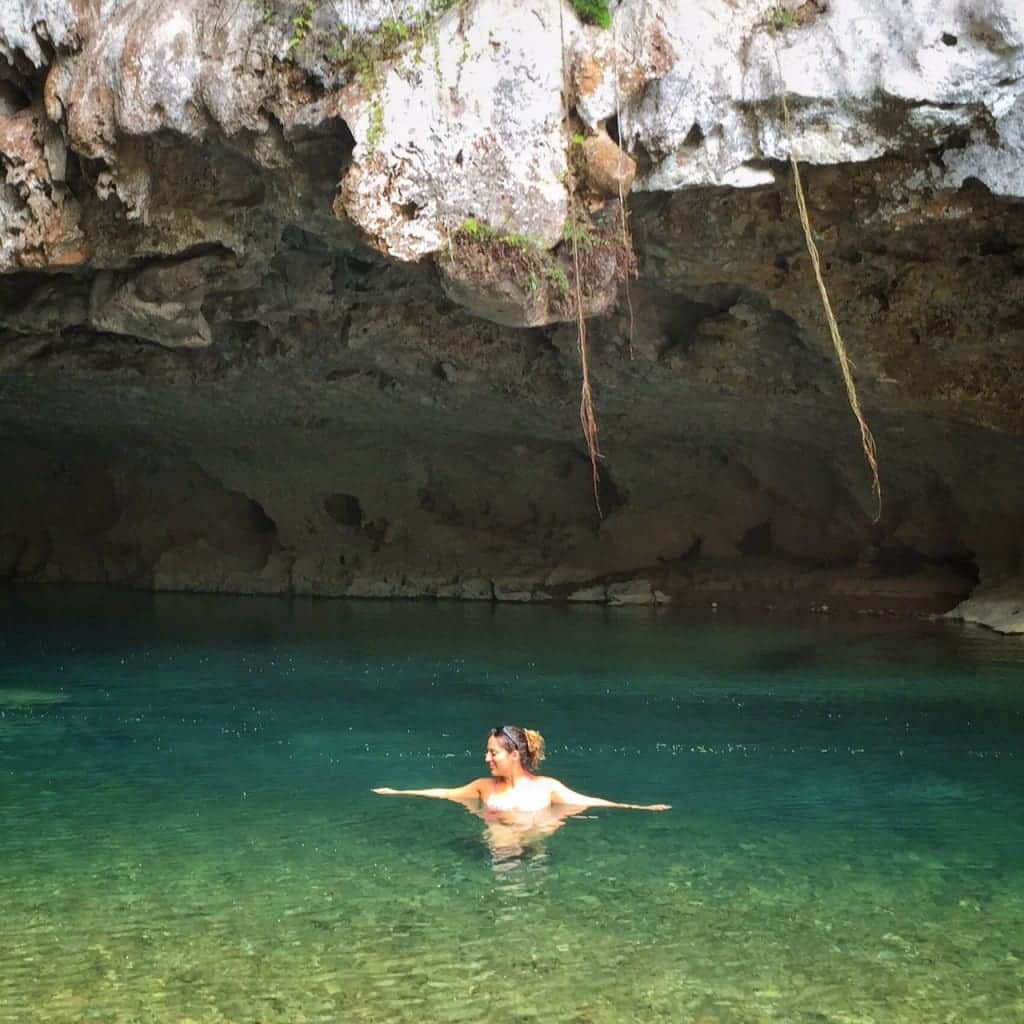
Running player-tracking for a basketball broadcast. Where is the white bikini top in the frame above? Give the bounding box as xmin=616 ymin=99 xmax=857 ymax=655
xmin=483 ymin=779 xmax=552 ymax=813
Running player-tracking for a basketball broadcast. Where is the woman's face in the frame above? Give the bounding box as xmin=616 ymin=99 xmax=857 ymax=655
xmin=485 ymin=735 xmax=518 ymax=776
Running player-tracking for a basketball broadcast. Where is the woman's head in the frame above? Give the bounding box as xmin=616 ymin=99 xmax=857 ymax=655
xmin=487 ymin=725 xmax=546 ymax=775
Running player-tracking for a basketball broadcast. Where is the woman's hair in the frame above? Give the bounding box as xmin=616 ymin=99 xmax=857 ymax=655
xmin=491 ymin=725 xmax=546 ymax=772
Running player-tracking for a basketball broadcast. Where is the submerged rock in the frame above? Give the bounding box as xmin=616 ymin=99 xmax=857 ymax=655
xmin=0 ymin=689 xmax=70 ymax=707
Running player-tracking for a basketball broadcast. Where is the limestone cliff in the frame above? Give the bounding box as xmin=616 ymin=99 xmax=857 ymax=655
xmin=1 ymin=0 xmax=1022 ymax=631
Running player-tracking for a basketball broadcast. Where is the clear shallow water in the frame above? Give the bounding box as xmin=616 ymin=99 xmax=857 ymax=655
xmin=1 ymin=590 xmax=1022 ymax=1024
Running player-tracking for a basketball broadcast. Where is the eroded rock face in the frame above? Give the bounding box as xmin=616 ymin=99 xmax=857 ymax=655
xmin=0 ymin=95 xmax=88 ymax=270
xmin=1 ymin=0 xmax=1023 ymax=628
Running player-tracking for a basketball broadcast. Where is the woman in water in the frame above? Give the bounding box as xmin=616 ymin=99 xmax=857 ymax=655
xmin=373 ymin=724 xmax=670 ymax=812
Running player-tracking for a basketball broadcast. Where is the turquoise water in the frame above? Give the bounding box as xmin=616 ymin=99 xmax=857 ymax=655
xmin=1 ymin=590 xmax=1022 ymax=1024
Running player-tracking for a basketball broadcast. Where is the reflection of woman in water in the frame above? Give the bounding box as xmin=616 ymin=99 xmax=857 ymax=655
xmin=373 ymin=724 xmax=670 ymax=813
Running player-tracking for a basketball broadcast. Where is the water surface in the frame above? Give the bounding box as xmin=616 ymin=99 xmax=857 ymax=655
xmin=1 ymin=590 xmax=1022 ymax=1023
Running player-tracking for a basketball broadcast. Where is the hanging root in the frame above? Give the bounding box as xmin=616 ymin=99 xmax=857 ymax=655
xmin=777 ymin=83 xmax=882 ymax=521
xmin=789 ymin=149 xmax=882 ymax=519
xmin=617 ymin=189 xmax=635 ymax=361
xmin=568 ymin=194 xmax=604 ymax=514
xmin=559 ymin=0 xmax=604 ymax=515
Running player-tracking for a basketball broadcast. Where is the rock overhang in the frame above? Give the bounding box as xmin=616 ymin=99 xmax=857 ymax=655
xmin=0 ymin=0 xmax=1022 ymax=630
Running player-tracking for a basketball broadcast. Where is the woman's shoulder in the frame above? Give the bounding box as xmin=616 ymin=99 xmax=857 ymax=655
xmin=532 ymin=775 xmax=561 ymax=790
xmin=534 ymin=776 xmax=574 ymax=798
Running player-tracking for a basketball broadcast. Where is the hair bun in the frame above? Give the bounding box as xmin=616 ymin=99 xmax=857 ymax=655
xmin=523 ymin=728 xmax=546 ymax=766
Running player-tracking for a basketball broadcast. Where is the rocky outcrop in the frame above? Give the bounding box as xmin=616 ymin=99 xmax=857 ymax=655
xmin=947 ymin=579 xmax=1024 ymax=635
xmin=1 ymin=0 xmax=1023 ymax=629
xmin=0 ymin=94 xmax=88 ymax=270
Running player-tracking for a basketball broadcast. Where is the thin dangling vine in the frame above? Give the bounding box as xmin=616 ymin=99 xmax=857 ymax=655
xmin=769 ymin=31 xmax=882 ymax=521
xmin=558 ymin=0 xmax=604 ymax=514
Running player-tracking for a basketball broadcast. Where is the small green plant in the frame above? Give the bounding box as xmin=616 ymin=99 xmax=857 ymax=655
xmin=459 ymin=217 xmax=490 ymax=239
xmin=501 ymin=232 xmax=544 ymax=251
xmin=326 ymin=0 xmax=462 ymax=84
xmin=569 ymin=0 xmax=612 ymax=29
xmin=544 ymin=263 xmax=571 ymax=294
xmin=457 ymin=219 xmax=545 ymax=251
xmin=379 ymin=17 xmax=412 ymax=49
xmin=451 ymin=217 xmax=584 ymax=305
xmin=248 ymin=0 xmax=276 ymax=26
xmin=767 ymin=5 xmax=797 ymax=31
xmin=366 ymin=97 xmax=385 ymax=154
xmin=572 ymin=132 xmax=587 ymax=146
xmin=562 ymin=220 xmax=594 ymax=250
xmin=288 ymin=0 xmax=316 ymax=51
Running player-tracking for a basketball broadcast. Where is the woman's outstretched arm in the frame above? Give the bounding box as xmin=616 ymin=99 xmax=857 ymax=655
xmin=547 ymin=778 xmax=670 ymax=811
xmin=373 ymin=780 xmax=487 ymax=802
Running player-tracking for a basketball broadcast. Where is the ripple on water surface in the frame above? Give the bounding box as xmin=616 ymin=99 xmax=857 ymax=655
xmin=1 ymin=593 xmax=1022 ymax=1023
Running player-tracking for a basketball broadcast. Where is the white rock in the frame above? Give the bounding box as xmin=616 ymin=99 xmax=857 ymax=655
xmin=601 ymin=0 xmax=1024 ymax=193
xmin=0 ymin=0 xmax=79 ymax=68
xmin=338 ymin=0 xmax=568 ymax=262
xmin=334 ymin=0 xmax=1024 ymax=253
xmin=926 ymin=95 xmax=1024 ymax=197
xmin=946 ymin=579 xmax=1024 ymax=635
xmin=4 ymin=0 xmax=1024 ymax=273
